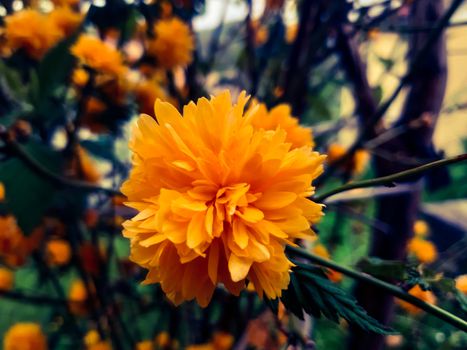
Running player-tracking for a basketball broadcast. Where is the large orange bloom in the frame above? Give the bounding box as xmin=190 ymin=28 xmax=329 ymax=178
xmin=146 ymin=17 xmax=194 ymax=69
xmin=121 ymin=91 xmax=325 ymax=306
xmin=3 ymin=323 xmax=47 ymax=350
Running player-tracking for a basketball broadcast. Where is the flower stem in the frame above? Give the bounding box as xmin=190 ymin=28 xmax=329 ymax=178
xmin=286 ymin=245 xmax=467 ymax=332
xmin=315 ymin=154 xmax=467 ymax=202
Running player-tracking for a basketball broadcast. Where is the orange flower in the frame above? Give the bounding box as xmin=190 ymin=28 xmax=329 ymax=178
xmin=136 ymin=340 xmax=154 ymax=350
xmin=69 ymin=279 xmax=88 ymax=315
xmin=121 ymin=91 xmax=325 ymax=306
xmin=4 ymin=9 xmax=63 ymax=59
xmin=154 ymin=332 xmax=171 ymax=348
xmin=0 ymin=182 xmax=4 ymax=201
xmin=0 ymin=215 xmax=28 ymax=266
xmin=397 ymin=285 xmax=436 ymax=314
xmin=71 ymin=35 xmax=127 ymax=76
xmin=455 ymin=275 xmax=467 ymax=295
xmin=133 ymin=79 xmax=174 ymax=115
xmin=212 ymin=332 xmax=234 ymax=350
xmin=76 ymin=146 xmax=101 ymax=183
xmin=147 ymin=18 xmax=194 ymax=69
xmin=285 ymin=23 xmax=298 ymax=44
xmin=0 ymin=267 xmax=14 ymax=290
xmin=51 ymin=0 xmax=80 ymax=7
xmin=49 ymin=6 xmax=83 ymax=37
xmin=46 ymin=239 xmax=71 ymax=266
xmin=72 ymin=68 xmax=90 ymax=87
xmin=248 ymin=103 xmax=314 ymax=149
xmin=3 ymin=323 xmax=47 ymax=350
xmin=413 ymin=220 xmax=429 ymax=237
xmin=407 ymin=237 xmax=437 ymax=264
xmin=327 ymin=143 xmax=369 ymax=175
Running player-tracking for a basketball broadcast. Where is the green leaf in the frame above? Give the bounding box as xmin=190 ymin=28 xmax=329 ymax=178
xmin=279 ymin=264 xmax=395 ymax=334
xmin=0 ymin=140 xmax=63 ymax=234
xmin=358 ymin=257 xmax=412 ymax=281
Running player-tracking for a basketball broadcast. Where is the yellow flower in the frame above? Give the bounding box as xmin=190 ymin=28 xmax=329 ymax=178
xmin=46 ymin=239 xmax=71 ymax=266
xmin=136 ymin=340 xmax=154 ymax=350
xmin=248 ymin=103 xmax=314 ymax=149
xmin=69 ymin=279 xmax=88 ymax=315
xmin=212 ymin=332 xmax=234 ymax=350
xmin=326 ymin=144 xmax=369 ymax=175
xmin=0 ymin=182 xmax=4 ymax=201
xmin=397 ymin=285 xmax=436 ymax=314
xmin=49 ymin=6 xmax=83 ymax=37
xmin=407 ymin=237 xmax=437 ymax=264
xmin=147 ymin=18 xmax=194 ymax=69
xmin=71 ymin=35 xmax=127 ymax=76
xmin=413 ymin=220 xmax=429 ymax=237
xmin=4 ymin=9 xmax=63 ymax=59
xmin=133 ymin=79 xmax=174 ymax=115
xmin=121 ymin=91 xmax=325 ymax=306
xmin=76 ymin=146 xmax=101 ymax=183
xmin=0 ymin=267 xmax=14 ymax=290
xmin=455 ymin=275 xmax=467 ymax=295
xmin=0 ymin=215 xmax=28 ymax=266
xmin=3 ymin=323 xmax=47 ymax=350
xmin=84 ymin=330 xmax=101 ymax=347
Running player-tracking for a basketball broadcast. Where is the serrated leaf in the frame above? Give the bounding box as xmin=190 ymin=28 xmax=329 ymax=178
xmin=0 ymin=141 xmax=63 ymax=234
xmin=280 ymin=264 xmax=395 ymax=334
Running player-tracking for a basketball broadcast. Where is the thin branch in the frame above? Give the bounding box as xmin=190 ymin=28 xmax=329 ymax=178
xmin=286 ymin=246 xmax=467 ymax=332
xmin=315 ymin=154 xmax=467 ymax=202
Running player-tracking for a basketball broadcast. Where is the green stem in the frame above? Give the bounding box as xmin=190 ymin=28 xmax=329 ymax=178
xmin=286 ymin=246 xmax=467 ymax=332
xmin=0 ymin=131 xmax=121 ymax=196
xmin=315 ymin=154 xmax=467 ymax=202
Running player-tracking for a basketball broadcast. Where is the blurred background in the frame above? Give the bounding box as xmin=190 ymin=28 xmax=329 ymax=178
xmin=0 ymin=0 xmax=466 ymax=349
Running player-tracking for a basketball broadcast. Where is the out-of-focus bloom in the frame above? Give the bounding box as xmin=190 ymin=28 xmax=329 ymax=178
xmin=397 ymin=285 xmax=436 ymax=314
xmin=0 ymin=215 xmax=28 ymax=266
xmin=367 ymin=28 xmax=380 ymax=41
xmin=248 ymin=103 xmax=314 ymax=149
xmin=3 ymin=323 xmax=47 ymax=350
xmin=46 ymin=239 xmax=71 ymax=266
xmin=71 ymin=35 xmax=127 ymax=76
xmin=285 ymin=23 xmax=298 ymax=44
xmin=0 ymin=182 xmax=4 ymax=201
xmin=413 ymin=220 xmax=429 ymax=237
xmin=85 ymin=330 xmax=101 ymax=347
xmin=312 ymin=243 xmax=343 ymax=283
xmin=122 ymin=91 xmax=325 ymax=306
xmin=49 ymin=6 xmax=83 ymax=36
xmin=186 ymin=345 xmax=213 ymax=350
xmin=133 ymin=79 xmax=174 ymax=115
xmin=88 ymin=342 xmax=112 ymax=350
xmin=69 ymin=279 xmax=88 ymax=315
xmin=407 ymin=237 xmax=437 ymax=264
xmin=4 ymin=9 xmax=62 ymax=59
xmin=154 ymin=332 xmax=171 ymax=348
xmin=0 ymin=267 xmax=14 ymax=290
xmin=79 ymin=242 xmax=103 ymax=276
xmin=254 ymin=24 xmax=269 ymax=46
xmin=136 ymin=340 xmax=154 ymax=350
xmin=455 ymin=275 xmax=467 ymax=294
xmin=147 ymin=18 xmax=194 ymax=69
xmin=385 ymin=334 xmax=403 ymax=347
xmin=212 ymin=332 xmax=234 ymax=350
xmin=326 ymin=144 xmax=369 ymax=176
xmin=11 ymin=120 xmax=33 ymax=140
xmin=72 ymin=68 xmax=90 ymax=87
xmin=81 ymin=97 xmax=107 ymax=132
xmin=51 ymin=0 xmax=80 ymax=7
xmin=76 ymin=146 xmax=101 ymax=183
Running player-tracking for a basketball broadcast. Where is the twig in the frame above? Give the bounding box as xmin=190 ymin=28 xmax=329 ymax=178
xmin=315 ymin=154 xmax=467 ymax=202
xmin=286 ymin=246 xmax=467 ymax=332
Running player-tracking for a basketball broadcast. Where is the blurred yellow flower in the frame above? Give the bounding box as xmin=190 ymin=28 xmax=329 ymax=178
xmin=455 ymin=275 xmax=467 ymax=294
xmin=0 ymin=267 xmax=14 ymax=290
xmin=0 ymin=182 xmax=4 ymax=201
xmin=51 ymin=0 xmax=80 ymax=7
xmin=413 ymin=220 xmax=429 ymax=237
xmin=248 ymin=103 xmax=314 ymax=149
xmin=76 ymin=146 xmax=101 ymax=184
xmin=186 ymin=345 xmax=213 ymax=350
xmin=147 ymin=18 xmax=194 ymax=69
xmin=71 ymin=35 xmax=127 ymax=76
xmin=0 ymin=215 xmax=28 ymax=266
xmin=72 ymin=68 xmax=90 ymax=87
xmin=3 ymin=323 xmax=47 ymax=350
xmin=133 ymin=79 xmax=174 ymax=115
xmin=397 ymin=285 xmax=436 ymax=314
xmin=69 ymin=279 xmax=88 ymax=315
xmin=212 ymin=332 xmax=234 ymax=350
xmin=154 ymin=332 xmax=171 ymax=348
xmin=327 ymin=144 xmax=369 ymax=176
xmin=46 ymin=239 xmax=71 ymax=266
xmin=121 ymin=91 xmax=325 ymax=306
xmin=407 ymin=237 xmax=437 ymax=264
xmin=84 ymin=330 xmax=101 ymax=347
xmin=89 ymin=342 xmax=112 ymax=350
xmin=285 ymin=23 xmax=298 ymax=44
xmin=136 ymin=340 xmax=154 ymax=350
xmin=4 ymin=9 xmax=63 ymax=59
xmin=49 ymin=6 xmax=83 ymax=37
